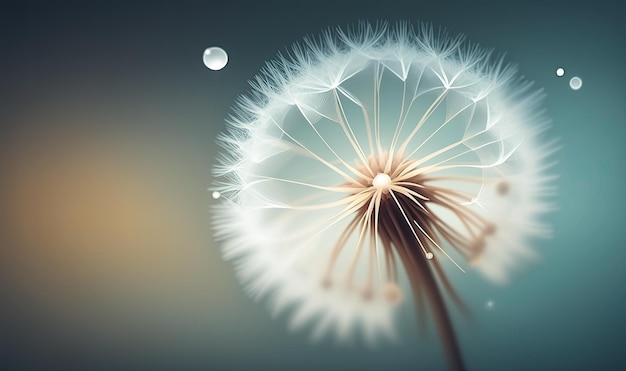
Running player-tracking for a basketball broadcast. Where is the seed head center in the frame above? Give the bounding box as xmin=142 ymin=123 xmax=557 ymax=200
xmin=372 ymin=173 xmax=392 ymax=193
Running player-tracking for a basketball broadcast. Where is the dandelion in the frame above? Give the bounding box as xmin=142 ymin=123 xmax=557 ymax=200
xmin=211 ymin=22 xmax=557 ymax=371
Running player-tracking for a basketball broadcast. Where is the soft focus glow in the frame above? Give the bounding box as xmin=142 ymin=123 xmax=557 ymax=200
xmin=203 ymin=47 xmax=228 ymax=70
xmin=1 ymin=117 xmax=230 ymax=370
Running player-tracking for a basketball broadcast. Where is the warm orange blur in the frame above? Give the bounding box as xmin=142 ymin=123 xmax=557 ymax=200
xmin=5 ymin=136 xmax=194 ymax=292
xmin=0 ymin=119 xmax=249 ymax=364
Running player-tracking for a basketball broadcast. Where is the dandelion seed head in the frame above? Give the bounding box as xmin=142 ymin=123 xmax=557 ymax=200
xmin=211 ymin=21 xmax=556 ymax=346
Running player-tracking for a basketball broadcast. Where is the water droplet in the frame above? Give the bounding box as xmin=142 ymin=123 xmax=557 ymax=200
xmin=555 ymin=67 xmax=565 ymax=77
xmin=425 ymin=252 xmax=434 ymax=260
xmin=203 ymin=47 xmax=228 ymax=71
xmin=569 ymin=76 xmax=583 ymax=90
xmin=212 ymin=191 xmax=221 ymax=199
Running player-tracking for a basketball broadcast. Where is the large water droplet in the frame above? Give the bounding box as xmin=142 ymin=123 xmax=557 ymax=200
xmin=203 ymin=47 xmax=228 ymax=71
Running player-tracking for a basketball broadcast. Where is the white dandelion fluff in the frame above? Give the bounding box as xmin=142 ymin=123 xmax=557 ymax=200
xmin=211 ymin=22 xmax=557 ymax=370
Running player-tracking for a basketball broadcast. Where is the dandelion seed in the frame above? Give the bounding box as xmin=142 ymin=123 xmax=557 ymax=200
xmin=211 ymin=22 xmax=557 ymax=371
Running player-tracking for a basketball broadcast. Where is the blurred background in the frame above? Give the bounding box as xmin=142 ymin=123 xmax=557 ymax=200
xmin=1 ymin=1 xmax=624 ymax=370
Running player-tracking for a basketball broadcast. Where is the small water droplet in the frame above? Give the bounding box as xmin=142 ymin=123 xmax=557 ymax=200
xmin=203 ymin=47 xmax=228 ymax=71
xmin=569 ymin=76 xmax=583 ymax=90
xmin=212 ymin=191 xmax=221 ymax=199
xmin=425 ymin=252 xmax=434 ymax=260
xmin=555 ymin=67 xmax=565 ymax=77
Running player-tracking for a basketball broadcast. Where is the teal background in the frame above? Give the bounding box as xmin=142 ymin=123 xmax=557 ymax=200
xmin=1 ymin=1 xmax=624 ymax=370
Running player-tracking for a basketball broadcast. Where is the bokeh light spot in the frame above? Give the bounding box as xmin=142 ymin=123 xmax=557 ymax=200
xmin=569 ymin=76 xmax=583 ymax=90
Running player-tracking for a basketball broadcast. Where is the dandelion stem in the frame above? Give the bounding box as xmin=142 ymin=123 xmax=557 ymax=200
xmin=334 ymin=89 xmax=373 ymax=176
xmin=404 ymin=100 xmax=474 ymax=161
xmin=413 ymin=219 xmax=465 ymax=272
xmin=380 ymin=197 xmax=466 ymax=370
xmin=245 ymin=175 xmax=365 ymax=194
xmin=269 ymin=116 xmax=363 ymax=186
xmin=396 ymin=89 xmax=448 ymax=158
xmin=389 ymin=189 xmax=431 ymax=259
xmin=346 ymin=194 xmax=376 ymax=286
